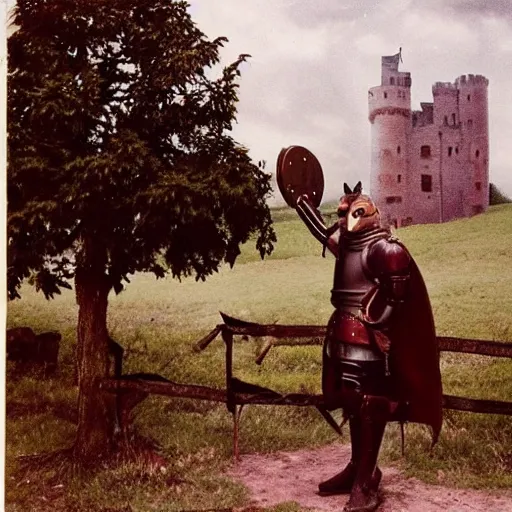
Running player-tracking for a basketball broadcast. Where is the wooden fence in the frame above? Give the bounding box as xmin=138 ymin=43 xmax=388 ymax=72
xmin=101 ymin=312 xmax=512 ymax=458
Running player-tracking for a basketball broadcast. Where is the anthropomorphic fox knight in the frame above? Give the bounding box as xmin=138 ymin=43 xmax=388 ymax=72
xmin=296 ymin=182 xmax=442 ymax=512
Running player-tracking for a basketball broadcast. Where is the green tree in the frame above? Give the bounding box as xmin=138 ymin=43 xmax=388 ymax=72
xmin=8 ymin=0 xmax=275 ymax=466
xmin=489 ymin=183 xmax=511 ymax=205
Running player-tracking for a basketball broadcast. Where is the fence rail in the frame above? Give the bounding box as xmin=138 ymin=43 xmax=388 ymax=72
xmin=101 ymin=313 xmax=512 ymax=458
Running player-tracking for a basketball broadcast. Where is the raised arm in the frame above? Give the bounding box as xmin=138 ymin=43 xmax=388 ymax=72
xmin=296 ymin=194 xmax=339 ymax=257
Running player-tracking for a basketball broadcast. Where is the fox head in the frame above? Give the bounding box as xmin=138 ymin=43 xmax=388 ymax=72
xmin=337 ymin=182 xmax=381 ymax=233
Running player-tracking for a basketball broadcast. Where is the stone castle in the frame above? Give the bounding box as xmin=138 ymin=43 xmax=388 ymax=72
xmin=368 ymin=52 xmax=489 ymax=227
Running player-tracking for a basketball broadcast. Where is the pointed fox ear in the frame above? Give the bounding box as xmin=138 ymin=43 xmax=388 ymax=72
xmin=343 ymin=183 xmax=352 ymax=194
xmin=353 ymin=181 xmax=362 ymax=194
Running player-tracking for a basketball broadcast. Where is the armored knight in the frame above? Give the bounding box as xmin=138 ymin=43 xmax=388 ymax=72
xmin=294 ymin=180 xmax=443 ymax=512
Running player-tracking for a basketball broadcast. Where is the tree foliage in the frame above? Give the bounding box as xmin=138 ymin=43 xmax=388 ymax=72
xmin=8 ymin=0 xmax=276 ymax=300
xmin=8 ymin=0 xmax=276 ymax=465
xmin=489 ymin=183 xmax=511 ymax=206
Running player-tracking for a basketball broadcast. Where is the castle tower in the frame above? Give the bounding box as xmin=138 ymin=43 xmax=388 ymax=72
xmin=456 ymin=74 xmax=490 ymax=214
xmin=369 ymin=53 xmax=489 ymax=226
xmin=368 ymin=52 xmax=411 ymax=227
xmin=430 ymin=81 xmax=463 ymax=223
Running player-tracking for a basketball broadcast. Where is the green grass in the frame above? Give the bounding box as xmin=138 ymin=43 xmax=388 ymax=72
xmin=6 ymin=203 xmax=512 ymax=510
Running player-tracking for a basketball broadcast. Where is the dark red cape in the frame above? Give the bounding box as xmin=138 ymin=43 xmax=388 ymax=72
xmin=385 ymin=255 xmax=443 ymax=443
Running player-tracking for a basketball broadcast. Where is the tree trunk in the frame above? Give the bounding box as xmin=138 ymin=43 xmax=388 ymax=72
xmin=73 ymin=241 xmax=117 ymax=466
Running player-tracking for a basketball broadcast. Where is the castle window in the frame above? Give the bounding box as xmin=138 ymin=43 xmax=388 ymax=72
xmin=421 ymin=174 xmax=432 ymax=192
xmin=384 ymin=92 xmax=388 ymax=99
xmin=386 ymin=196 xmax=402 ymax=204
xmin=444 ymin=115 xmax=448 ymax=125
xmin=475 ymin=149 xmax=480 ymax=158
xmin=420 ymin=145 xmax=431 ymax=158
xmin=390 ymin=77 xmax=395 ymax=85
xmin=397 ymin=174 xmax=402 ymax=183
xmin=468 ymin=119 xmax=473 ymax=128
xmin=397 ymin=145 xmax=401 ymax=154
xmin=475 ymin=182 xmax=482 ymax=191
xmin=467 ymin=94 xmax=471 ymax=101
xmin=448 ymin=147 xmax=453 ymax=157
xmin=455 ymin=147 xmax=459 ymax=155
xmin=452 ymin=113 xmax=456 ymax=125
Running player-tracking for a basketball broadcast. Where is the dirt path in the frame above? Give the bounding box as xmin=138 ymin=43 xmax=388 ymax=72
xmin=228 ymin=443 xmax=512 ymax=512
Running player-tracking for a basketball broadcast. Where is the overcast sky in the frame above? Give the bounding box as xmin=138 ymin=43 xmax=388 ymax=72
xmin=189 ymin=0 xmax=512 ymax=204
xmin=5 ymin=0 xmax=512 ymax=203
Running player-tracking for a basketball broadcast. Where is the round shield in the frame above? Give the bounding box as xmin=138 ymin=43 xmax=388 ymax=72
xmin=276 ymin=146 xmax=324 ymax=208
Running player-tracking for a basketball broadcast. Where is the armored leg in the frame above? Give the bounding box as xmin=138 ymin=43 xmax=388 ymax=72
xmin=319 ymin=343 xmax=386 ymax=497
xmin=319 ymin=344 xmax=359 ymax=495
xmin=343 ymin=395 xmax=390 ymax=512
xmin=319 ymin=333 xmax=387 ymax=505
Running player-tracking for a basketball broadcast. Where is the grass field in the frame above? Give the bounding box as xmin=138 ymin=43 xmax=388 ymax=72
xmin=5 ymin=203 xmax=512 ymax=511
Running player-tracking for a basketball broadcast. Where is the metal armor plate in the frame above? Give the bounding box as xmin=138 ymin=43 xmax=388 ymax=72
xmin=276 ymin=146 xmax=324 ymax=208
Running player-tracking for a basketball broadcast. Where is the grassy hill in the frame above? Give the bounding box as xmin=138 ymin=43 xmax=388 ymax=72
xmin=6 ymin=204 xmax=512 ymax=511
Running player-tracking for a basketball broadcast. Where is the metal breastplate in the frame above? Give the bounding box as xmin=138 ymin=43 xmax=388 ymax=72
xmin=330 ymin=228 xmax=389 ymax=312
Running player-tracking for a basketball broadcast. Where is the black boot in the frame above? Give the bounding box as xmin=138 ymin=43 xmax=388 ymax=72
xmin=318 ymin=417 xmax=382 ymax=497
xmin=318 ymin=417 xmax=360 ymax=495
xmin=318 ymin=460 xmax=357 ymax=496
xmin=343 ymin=396 xmax=389 ymax=512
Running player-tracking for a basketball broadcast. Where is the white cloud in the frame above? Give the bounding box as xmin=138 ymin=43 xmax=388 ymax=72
xmin=402 ymin=12 xmax=477 ymax=51
xmin=354 ymin=33 xmax=391 ymax=56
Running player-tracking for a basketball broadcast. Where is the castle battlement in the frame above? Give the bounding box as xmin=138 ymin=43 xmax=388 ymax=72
xmin=432 ymin=82 xmax=458 ymax=95
xmin=368 ymin=53 xmax=489 ymax=227
xmin=455 ymin=74 xmax=489 ymax=87
xmin=432 ymin=75 xmax=489 ymax=92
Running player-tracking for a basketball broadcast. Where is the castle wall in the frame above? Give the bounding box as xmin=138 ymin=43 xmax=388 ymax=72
xmin=408 ymin=125 xmax=441 ymax=224
xmin=437 ymin=126 xmax=467 ymax=221
xmin=432 ymin=83 xmax=459 ymax=127
xmin=409 ymin=83 xmax=468 ymax=223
